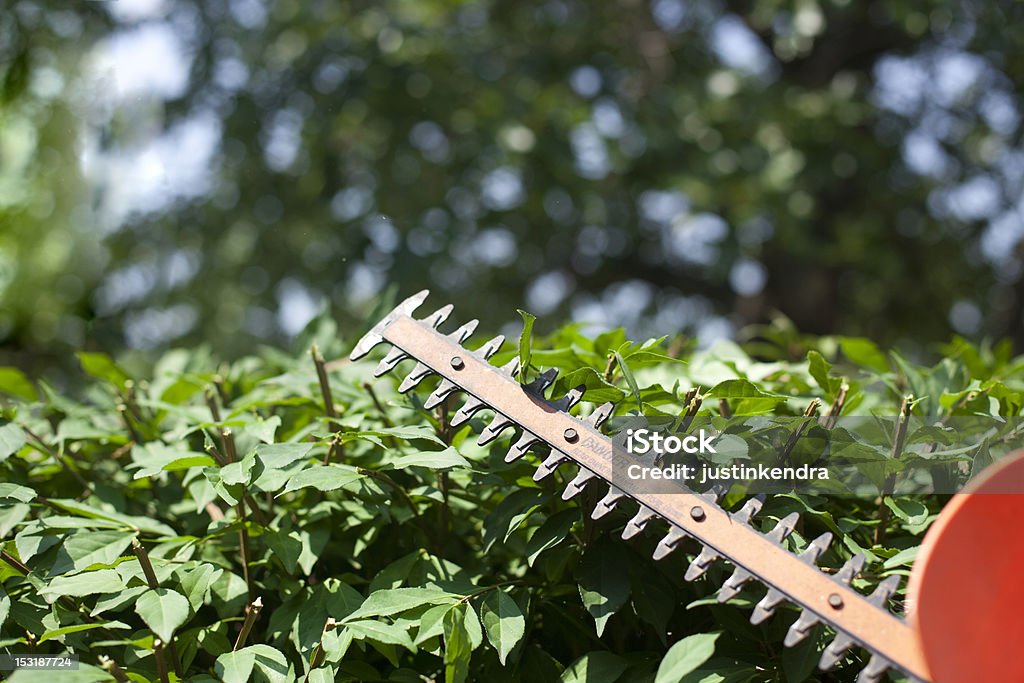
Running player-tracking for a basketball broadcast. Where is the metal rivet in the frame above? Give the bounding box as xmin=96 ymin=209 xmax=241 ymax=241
xmin=828 ymin=593 xmax=844 ymax=609
xmin=450 ymin=356 xmax=465 ymax=370
xmin=563 ymin=428 xmax=579 ymax=443
xmin=690 ymin=505 xmax=705 ymax=521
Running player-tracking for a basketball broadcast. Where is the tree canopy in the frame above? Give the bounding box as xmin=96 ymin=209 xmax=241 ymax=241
xmin=3 ymin=0 xmax=1024 ymax=368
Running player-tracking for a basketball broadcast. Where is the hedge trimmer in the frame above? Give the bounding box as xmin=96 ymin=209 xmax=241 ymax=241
xmin=352 ymin=290 xmax=1024 ymax=683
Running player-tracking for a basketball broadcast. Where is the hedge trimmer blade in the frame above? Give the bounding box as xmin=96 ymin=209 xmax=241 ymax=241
xmin=352 ymin=290 xmax=1022 ymax=683
xmin=906 ymin=449 xmax=1024 ymax=683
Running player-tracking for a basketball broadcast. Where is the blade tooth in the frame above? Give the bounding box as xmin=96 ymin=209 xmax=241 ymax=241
xmin=450 ymin=396 xmax=486 ymax=428
xmin=474 ymin=334 xmax=504 ymax=359
xmin=684 ymin=546 xmax=723 ymax=581
xmin=504 ymin=431 xmax=540 ymax=463
xmin=448 ymin=318 xmax=479 ymax=343
xmin=836 ymin=554 xmax=867 ymax=585
xmin=398 ymin=362 xmax=433 ymax=393
xmin=855 ymin=655 xmax=891 ymax=683
xmin=373 ymin=346 xmax=409 ymax=376
xmin=562 ymin=470 xmax=598 ymax=500
xmin=499 ymin=358 xmax=520 ymax=378
xmin=478 ymin=414 xmax=515 ymax=446
xmin=765 ymin=512 xmax=801 ymax=544
xmin=784 ymin=611 xmax=821 ymax=648
xmin=798 ymin=532 xmax=833 ymax=564
xmin=750 ymin=588 xmax=786 ymax=625
xmin=350 ymin=289 xmax=429 ymax=360
xmin=422 ymin=304 xmax=454 ymax=328
xmin=591 ymin=487 xmax=626 ymax=520
xmin=423 ymin=379 xmax=459 ymax=410
xmin=701 ymin=483 xmax=729 ymax=503
xmin=652 ymin=526 xmax=688 ymax=560
xmin=524 ymin=368 xmax=559 ymax=397
xmin=586 ymin=402 xmax=615 ymax=428
xmin=866 ymin=575 xmax=901 ymax=607
xmin=731 ymin=494 xmax=765 ymax=523
xmin=621 ymin=506 xmax=658 ymax=540
xmin=551 ymin=384 xmax=586 ymax=411
xmin=818 ymin=633 xmax=857 ymax=671
xmin=533 ymin=453 xmax=570 ymax=481
xmin=716 ymin=567 xmax=754 ymax=603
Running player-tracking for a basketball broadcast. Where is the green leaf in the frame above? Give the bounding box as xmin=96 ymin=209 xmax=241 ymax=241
xmin=480 ymin=590 xmax=525 ymax=665
xmin=443 ymin=605 xmax=472 ymax=683
xmin=0 ymin=587 xmax=9 ymax=630
xmin=614 ymin=349 xmax=642 ymax=410
xmin=76 ymin=352 xmax=131 ymax=389
xmin=781 ymin=627 xmax=818 ymax=682
xmin=345 ymin=619 xmax=416 ymax=651
xmin=0 ymin=367 xmax=37 ymax=401
xmin=0 ymin=482 xmax=35 ymax=503
xmin=346 ymin=587 xmax=459 ymax=620
xmin=526 ymin=509 xmax=577 ymax=566
xmin=807 ymin=350 xmax=840 ymax=396
xmin=655 ymin=632 xmax=720 ymax=683
xmin=135 ymin=588 xmax=190 ymax=642
xmin=280 ymin=464 xmax=364 ymax=495
xmin=705 ymin=379 xmax=785 ymax=400
xmin=388 ymin=446 xmax=471 ymax=470
xmin=561 ymin=651 xmax=628 ymax=683
xmin=215 ymin=648 xmax=257 ymax=683
xmin=62 ymin=529 xmax=136 ymax=571
xmin=517 ymin=309 xmax=536 ymax=383
xmin=250 ymin=415 xmax=281 ymax=443
xmin=41 ymin=569 xmax=126 ymax=601
xmin=577 ymin=542 xmax=630 ymax=636
xmin=39 ymin=620 xmax=129 ymax=643
xmin=177 ymin=563 xmax=224 ymax=611
xmin=0 ymin=423 xmax=26 ymax=461
xmin=883 ymin=497 xmax=929 ymax=526
xmin=255 ymin=441 xmax=315 ymax=466
xmin=839 ymin=337 xmax=889 ymax=373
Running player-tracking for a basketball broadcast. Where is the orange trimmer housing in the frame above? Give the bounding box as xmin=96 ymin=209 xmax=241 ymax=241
xmin=907 ymin=450 xmax=1024 ymax=682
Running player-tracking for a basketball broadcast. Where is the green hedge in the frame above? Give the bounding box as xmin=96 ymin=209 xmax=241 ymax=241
xmin=0 ymin=316 xmax=1020 ymax=682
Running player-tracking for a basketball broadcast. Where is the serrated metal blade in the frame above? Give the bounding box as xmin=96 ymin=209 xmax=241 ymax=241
xmin=653 ymin=526 xmax=688 ymax=560
xmin=765 ymin=512 xmax=800 ymax=544
xmin=374 ymin=346 xmax=411 ymax=377
xmin=562 ymin=470 xmax=597 ymax=499
xmin=586 ymin=402 xmax=614 ymax=428
xmin=591 ymin=487 xmax=625 ymax=519
xmin=524 ymin=368 xmax=559 ymax=398
xmin=685 ymin=545 xmax=722 ymax=581
xmin=478 ymin=414 xmax=515 ymax=446
xmin=533 ymin=453 xmax=569 ymax=481
xmin=450 ymin=396 xmax=487 ymax=428
xmin=475 ymin=334 xmax=505 ymax=359
xmin=751 ymin=588 xmax=786 ymax=625
xmin=398 ymin=361 xmax=433 ymax=393
xmin=819 ymin=633 xmax=856 ymax=670
xmin=784 ymin=611 xmax=821 ymax=647
xmin=423 ymin=378 xmax=460 ymax=409
xmin=731 ymin=495 xmax=765 ymax=523
xmin=622 ymin=506 xmax=658 ymax=540
xmin=505 ymin=431 xmax=541 ymax=463
xmin=856 ymin=655 xmax=892 ymax=683
xmin=836 ymin=554 xmax=866 ymax=585
xmin=717 ymin=567 xmax=754 ymax=602
xmin=551 ymin=385 xmax=586 ymax=412
xmin=350 ymin=289 xmax=429 ymax=360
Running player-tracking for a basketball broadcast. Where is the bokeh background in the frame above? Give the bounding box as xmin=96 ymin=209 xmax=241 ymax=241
xmin=3 ymin=0 xmax=1024 ymax=373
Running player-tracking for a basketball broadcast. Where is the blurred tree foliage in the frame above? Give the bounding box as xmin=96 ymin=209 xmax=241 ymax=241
xmin=3 ymin=0 xmax=1024 ymax=367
